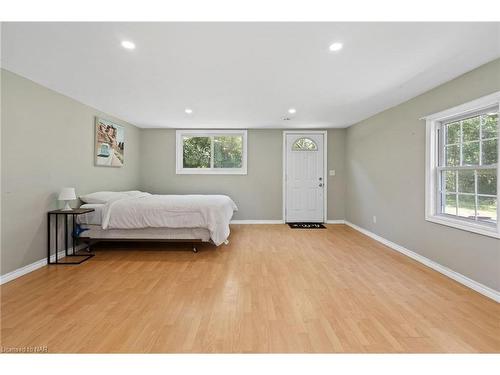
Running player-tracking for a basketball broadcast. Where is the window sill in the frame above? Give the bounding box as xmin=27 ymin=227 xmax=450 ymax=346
xmin=176 ymin=169 xmax=247 ymax=175
xmin=425 ymin=215 xmax=500 ymax=239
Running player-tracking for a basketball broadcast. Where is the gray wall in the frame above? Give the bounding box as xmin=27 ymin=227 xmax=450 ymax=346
xmin=1 ymin=69 xmax=141 ymax=274
xmin=327 ymin=129 xmax=346 ymax=221
xmin=345 ymin=58 xmax=500 ymax=291
xmin=139 ymin=129 xmax=346 ymax=221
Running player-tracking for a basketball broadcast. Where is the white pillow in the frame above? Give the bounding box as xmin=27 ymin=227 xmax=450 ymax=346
xmin=124 ymin=190 xmax=144 ymax=197
xmin=80 ymin=191 xmax=128 ymax=204
xmin=80 ymin=191 xmax=147 ymax=204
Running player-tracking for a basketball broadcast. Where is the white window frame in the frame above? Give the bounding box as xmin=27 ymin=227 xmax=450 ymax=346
xmin=423 ymin=91 xmax=500 ymax=239
xmin=176 ymin=130 xmax=248 ymax=175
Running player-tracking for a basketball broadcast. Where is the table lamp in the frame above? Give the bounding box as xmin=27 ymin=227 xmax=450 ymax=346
xmin=58 ymin=187 xmax=77 ymax=211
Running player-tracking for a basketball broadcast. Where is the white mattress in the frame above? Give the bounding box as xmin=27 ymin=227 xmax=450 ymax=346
xmin=79 ymin=225 xmax=211 ymax=242
xmin=78 ymin=204 xmax=105 ymax=225
xmin=100 ymin=193 xmax=235 ymax=245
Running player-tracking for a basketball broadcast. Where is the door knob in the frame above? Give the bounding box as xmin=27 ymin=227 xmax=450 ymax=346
xmin=319 ymin=183 xmax=323 ymax=187
xmin=319 ymin=177 xmax=323 ymax=181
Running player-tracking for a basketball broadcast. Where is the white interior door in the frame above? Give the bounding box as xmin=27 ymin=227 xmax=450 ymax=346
xmin=285 ymin=133 xmax=325 ymax=222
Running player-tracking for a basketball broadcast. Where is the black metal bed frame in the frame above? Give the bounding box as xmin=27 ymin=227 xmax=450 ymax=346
xmin=78 ymin=237 xmax=203 ymax=253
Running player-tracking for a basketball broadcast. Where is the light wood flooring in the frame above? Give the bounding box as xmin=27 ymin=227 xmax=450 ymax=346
xmin=1 ymin=224 xmax=499 ymax=353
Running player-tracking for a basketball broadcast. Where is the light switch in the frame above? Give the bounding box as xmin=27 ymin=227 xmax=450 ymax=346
xmin=329 ymin=170 xmax=336 ymax=176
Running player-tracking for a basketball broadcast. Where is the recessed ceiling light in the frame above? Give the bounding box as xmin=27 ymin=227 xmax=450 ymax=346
xmin=185 ymin=108 xmax=193 ymax=114
xmin=288 ymin=108 xmax=297 ymax=114
xmin=329 ymin=42 xmax=343 ymax=52
xmin=121 ymin=40 xmax=136 ymax=50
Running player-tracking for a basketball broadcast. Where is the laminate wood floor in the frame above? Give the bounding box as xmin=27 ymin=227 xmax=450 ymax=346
xmin=1 ymin=224 xmax=499 ymax=353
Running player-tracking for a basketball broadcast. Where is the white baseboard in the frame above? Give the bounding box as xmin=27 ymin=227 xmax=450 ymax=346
xmin=326 ymin=220 xmax=345 ymax=224
xmin=344 ymin=221 xmax=500 ymax=303
xmin=0 ymin=245 xmax=86 ymax=285
xmin=231 ymin=220 xmax=284 ymax=224
xmin=231 ymin=220 xmax=346 ymax=224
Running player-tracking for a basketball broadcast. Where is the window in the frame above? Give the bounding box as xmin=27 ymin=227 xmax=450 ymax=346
xmin=424 ymin=92 xmax=500 ymax=238
xmin=176 ymin=130 xmax=247 ymax=174
xmin=292 ymin=137 xmax=318 ymax=151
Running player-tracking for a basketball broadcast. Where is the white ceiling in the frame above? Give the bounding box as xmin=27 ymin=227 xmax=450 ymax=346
xmin=2 ymin=22 xmax=499 ymax=129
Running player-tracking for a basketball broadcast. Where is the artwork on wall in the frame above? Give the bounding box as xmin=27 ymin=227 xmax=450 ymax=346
xmin=94 ymin=117 xmax=125 ymax=167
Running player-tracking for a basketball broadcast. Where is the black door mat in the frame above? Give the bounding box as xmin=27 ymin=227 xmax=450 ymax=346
xmin=288 ymin=223 xmax=326 ymax=229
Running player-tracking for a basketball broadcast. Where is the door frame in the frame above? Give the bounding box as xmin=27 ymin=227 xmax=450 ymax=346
xmin=282 ymin=130 xmax=328 ymax=223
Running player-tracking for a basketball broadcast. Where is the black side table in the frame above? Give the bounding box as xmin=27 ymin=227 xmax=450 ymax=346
xmin=47 ymin=208 xmax=95 ymax=265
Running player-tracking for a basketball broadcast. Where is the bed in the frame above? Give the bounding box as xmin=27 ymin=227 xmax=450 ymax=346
xmin=76 ymin=191 xmax=237 ymax=252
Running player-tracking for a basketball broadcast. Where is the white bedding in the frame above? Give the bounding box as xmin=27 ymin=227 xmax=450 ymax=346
xmin=101 ymin=193 xmax=237 ymax=245
xmin=78 ymin=204 xmax=105 ymax=225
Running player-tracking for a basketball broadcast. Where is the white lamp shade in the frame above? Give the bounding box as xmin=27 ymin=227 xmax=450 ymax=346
xmin=58 ymin=187 xmax=77 ymax=201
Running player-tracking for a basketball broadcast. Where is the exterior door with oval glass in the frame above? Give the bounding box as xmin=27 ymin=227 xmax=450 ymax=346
xmin=285 ymin=133 xmax=325 ymax=222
